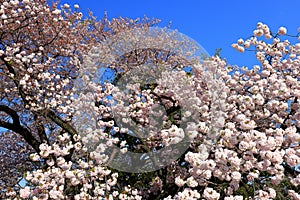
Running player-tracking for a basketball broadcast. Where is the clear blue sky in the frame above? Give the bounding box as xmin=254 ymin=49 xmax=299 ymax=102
xmin=60 ymin=0 xmax=300 ymax=67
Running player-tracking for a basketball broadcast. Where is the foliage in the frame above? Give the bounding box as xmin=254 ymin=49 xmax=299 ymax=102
xmin=0 ymin=1 xmax=300 ymax=199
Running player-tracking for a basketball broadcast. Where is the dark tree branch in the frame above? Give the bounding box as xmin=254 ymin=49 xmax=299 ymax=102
xmin=45 ymin=109 xmax=78 ymax=136
xmin=0 ymin=105 xmax=20 ymax=124
xmin=0 ymin=105 xmax=40 ymax=152
xmin=34 ymin=114 xmax=49 ymax=145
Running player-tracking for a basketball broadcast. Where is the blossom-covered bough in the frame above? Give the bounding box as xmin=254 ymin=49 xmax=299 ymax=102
xmin=73 ymin=26 xmax=227 ymax=175
xmin=1 ymin=0 xmax=300 ymax=199
xmin=69 ymin=24 xmax=227 ymax=199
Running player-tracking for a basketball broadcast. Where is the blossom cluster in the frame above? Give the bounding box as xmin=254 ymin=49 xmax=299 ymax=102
xmin=2 ymin=2 xmax=300 ymax=199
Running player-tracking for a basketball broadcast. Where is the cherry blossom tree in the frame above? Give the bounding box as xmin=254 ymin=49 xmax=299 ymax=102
xmin=1 ymin=0 xmax=300 ymax=199
xmin=0 ymin=0 xmax=159 ymax=198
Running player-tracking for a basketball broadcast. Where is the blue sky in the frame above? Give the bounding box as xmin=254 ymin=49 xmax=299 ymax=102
xmin=59 ymin=0 xmax=300 ymax=68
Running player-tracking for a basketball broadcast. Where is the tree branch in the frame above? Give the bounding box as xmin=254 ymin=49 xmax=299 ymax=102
xmin=0 ymin=105 xmax=40 ymax=152
xmin=0 ymin=105 xmax=20 ymax=124
xmin=33 ymin=114 xmax=49 ymax=145
xmin=45 ymin=109 xmax=77 ymax=136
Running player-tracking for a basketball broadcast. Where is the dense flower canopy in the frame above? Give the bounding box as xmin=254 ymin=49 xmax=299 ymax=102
xmin=0 ymin=0 xmax=300 ymax=199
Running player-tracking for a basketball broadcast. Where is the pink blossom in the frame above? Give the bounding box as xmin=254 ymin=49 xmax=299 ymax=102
xmin=203 ymin=187 xmax=220 ymax=200
xmin=231 ymin=171 xmax=241 ymax=182
xmin=278 ymin=27 xmax=287 ymax=35
xmin=175 ymin=176 xmax=186 ymax=187
xmin=20 ymin=186 xmax=31 ymax=198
